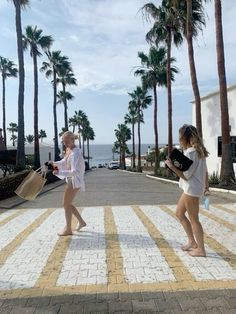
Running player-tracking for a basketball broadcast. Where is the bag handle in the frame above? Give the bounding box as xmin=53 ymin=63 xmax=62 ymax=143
xmin=35 ymin=166 xmax=47 ymax=179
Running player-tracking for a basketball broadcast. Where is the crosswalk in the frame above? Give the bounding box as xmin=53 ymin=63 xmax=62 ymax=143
xmin=0 ymin=204 xmax=235 ymax=298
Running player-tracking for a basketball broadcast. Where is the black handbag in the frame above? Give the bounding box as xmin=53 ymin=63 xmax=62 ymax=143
xmin=168 ymin=148 xmax=193 ymax=171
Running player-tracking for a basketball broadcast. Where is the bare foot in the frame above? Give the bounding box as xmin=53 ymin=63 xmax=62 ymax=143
xmin=188 ymin=248 xmax=206 ymax=257
xmin=74 ymin=221 xmax=87 ymax=232
xmin=181 ymin=242 xmax=198 ymax=251
xmin=57 ymin=229 xmax=73 ymax=236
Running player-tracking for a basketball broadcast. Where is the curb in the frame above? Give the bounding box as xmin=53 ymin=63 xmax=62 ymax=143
xmin=146 ymin=174 xmax=236 ymax=194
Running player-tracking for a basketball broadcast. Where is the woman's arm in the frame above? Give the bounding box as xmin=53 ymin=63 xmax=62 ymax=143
xmin=57 ymin=150 xmax=80 ymax=177
xmin=165 ymin=158 xmax=187 ymax=180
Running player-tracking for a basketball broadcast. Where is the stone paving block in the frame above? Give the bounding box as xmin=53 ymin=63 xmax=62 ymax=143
xmin=141 ymin=291 xmax=165 ymax=301
xmin=155 ymin=298 xmax=182 ymax=312
xmin=200 ymin=296 xmax=230 ymax=309
xmin=108 ymin=300 xmax=133 ymax=313
xmin=132 ymin=299 xmax=157 ymax=312
xmin=178 ymin=298 xmax=206 ymax=311
xmin=84 ymin=302 xmax=108 ymax=313
xmin=59 ymin=303 xmax=84 ymax=314
xmin=73 ymin=293 xmax=97 ymax=303
xmin=49 ymin=295 xmax=74 ymax=306
xmin=228 ymin=297 xmax=236 ymax=308
xmin=9 ymin=306 xmax=36 ymax=314
xmin=97 ymin=292 xmax=120 ymax=302
xmin=119 ymin=292 xmax=143 ymax=301
xmin=34 ymin=305 xmax=61 ymax=314
xmin=0 ymin=306 xmax=12 ymax=314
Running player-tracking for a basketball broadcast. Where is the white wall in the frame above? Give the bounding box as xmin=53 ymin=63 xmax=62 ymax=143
xmin=192 ymin=85 xmax=236 ymax=175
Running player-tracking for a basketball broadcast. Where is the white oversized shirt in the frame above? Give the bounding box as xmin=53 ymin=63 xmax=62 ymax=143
xmin=179 ymin=147 xmax=206 ymax=197
xmin=54 ymin=146 xmax=85 ymax=191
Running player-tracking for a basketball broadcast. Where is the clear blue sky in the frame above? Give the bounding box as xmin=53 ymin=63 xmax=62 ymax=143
xmin=0 ymin=0 xmax=235 ymax=145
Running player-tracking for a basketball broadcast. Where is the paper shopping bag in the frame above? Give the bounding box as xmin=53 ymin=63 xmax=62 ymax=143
xmin=15 ymin=168 xmax=47 ymax=200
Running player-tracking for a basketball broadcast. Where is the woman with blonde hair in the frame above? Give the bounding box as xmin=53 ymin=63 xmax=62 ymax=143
xmin=49 ymin=131 xmax=86 ymax=236
xmin=165 ymin=124 xmax=209 ymax=257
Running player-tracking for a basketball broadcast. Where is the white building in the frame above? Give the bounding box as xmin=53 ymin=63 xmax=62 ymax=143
xmin=192 ymin=84 xmax=236 ymax=175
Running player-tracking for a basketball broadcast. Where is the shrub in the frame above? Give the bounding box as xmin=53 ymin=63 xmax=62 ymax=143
xmin=209 ymin=171 xmax=220 ymax=185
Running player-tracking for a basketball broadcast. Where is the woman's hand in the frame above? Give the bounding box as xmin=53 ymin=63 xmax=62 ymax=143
xmin=165 ymin=158 xmax=173 ymax=169
xmin=52 ymin=169 xmax=59 ymax=175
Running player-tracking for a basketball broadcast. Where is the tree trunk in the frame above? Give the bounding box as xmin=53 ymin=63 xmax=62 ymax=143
xmin=78 ymin=125 xmax=82 ymax=149
xmin=132 ymin=122 xmax=136 ymax=168
xmin=166 ymin=30 xmax=173 ymax=156
xmin=33 ymin=52 xmax=40 ymax=168
xmin=14 ymin=0 xmax=25 ymax=168
xmin=62 ymin=83 xmax=68 ymax=131
xmin=214 ymin=0 xmax=235 ymax=183
xmin=53 ymin=69 xmax=60 ymax=160
xmin=82 ymin=138 xmax=85 ymax=158
xmin=186 ymin=0 xmax=202 ymax=138
xmin=87 ymin=138 xmax=90 ymax=169
xmin=153 ymin=84 xmax=158 ymax=175
xmin=137 ymin=102 xmax=142 ymax=172
xmin=2 ymin=75 xmax=7 ymax=148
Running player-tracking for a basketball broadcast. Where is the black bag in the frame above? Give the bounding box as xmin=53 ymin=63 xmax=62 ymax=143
xmin=168 ymin=148 xmax=193 ymax=171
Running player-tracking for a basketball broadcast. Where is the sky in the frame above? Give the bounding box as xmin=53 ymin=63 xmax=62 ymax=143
xmin=0 ymin=0 xmax=236 ymax=145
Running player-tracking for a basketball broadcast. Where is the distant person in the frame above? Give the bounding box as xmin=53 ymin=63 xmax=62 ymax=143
xmin=165 ymin=124 xmax=209 ymax=257
xmin=48 ymin=131 xmax=86 ymax=236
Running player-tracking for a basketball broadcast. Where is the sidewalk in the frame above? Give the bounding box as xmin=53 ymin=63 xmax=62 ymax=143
xmin=0 ymin=169 xmax=235 ymax=313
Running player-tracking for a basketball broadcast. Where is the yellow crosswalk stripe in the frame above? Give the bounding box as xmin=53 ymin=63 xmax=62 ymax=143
xmin=213 ymin=204 xmax=236 ymax=216
xmin=0 ymin=209 xmax=28 ymax=227
xmin=200 ymin=208 xmax=236 ymax=232
xmin=0 ymin=208 xmax=54 ymax=266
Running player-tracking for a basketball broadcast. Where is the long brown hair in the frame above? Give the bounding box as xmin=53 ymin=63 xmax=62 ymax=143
xmin=179 ymin=124 xmax=209 ymax=159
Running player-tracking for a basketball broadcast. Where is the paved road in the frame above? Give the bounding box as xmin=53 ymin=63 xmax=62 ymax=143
xmin=0 ymin=168 xmax=236 ymax=313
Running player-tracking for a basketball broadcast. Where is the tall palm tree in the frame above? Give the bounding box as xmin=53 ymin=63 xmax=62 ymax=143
xmin=128 ymin=86 xmax=152 ymax=172
xmin=23 ymin=25 xmax=53 ymax=167
xmin=38 ymin=129 xmax=47 ymax=142
xmin=84 ymin=125 xmax=95 ymax=169
xmin=170 ymin=0 xmax=207 ymax=137
xmin=142 ymin=1 xmax=183 ymax=155
xmin=12 ymin=0 xmax=29 ymax=168
xmin=26 ymin=134 xmax=34 ymax=144
xmin=7 ymin=122 xmax=18 ymax=146
xmin=69 ymin=115 xmax=77 ymax=133
xmin=134 ymin=46 xmax=178 ymax=173
xmin=72 ymin=110 xmax=88 ymax=149
xmin=124 ymin=104 xmax=138 ymax=169
xmin=214 ymin=0 xmax=235 ymax=183
xmin=56 ymin=90 xmax=74 ymax=128
xmin=57 ymin=68 xmax=77 ymax=131
xmin=41 ymin=51 xmax=70 ymax=160
xmin=81 ymin=118 xmax=90 ymax=158
xmin=0 ymin=57 xmax=18 ymax=148
xmin=114 ymin=124 xmax=131 ymax=170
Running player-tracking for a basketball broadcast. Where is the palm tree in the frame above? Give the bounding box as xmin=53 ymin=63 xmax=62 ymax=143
xmin=72 ymin=110 xmax=88 ymax=149
xmin=214 ymin=0 xmax=235 ymax=183
xmin=7 ymin=122 xmax=18 ymax=146
xmin=81 ymin=117 xmax=89 ymax=158
xmin=56 ymin=90 xmax=74 ymax=129
xmin=124 ymin=104 xmax=138 ymax=169
xmin=26 ymin=134 xmax=34 ymax=144
xmin=23 ymin=25 xmax=53 ymax=167
xmin=41 ymin=51 xmax=70 ymax=160
xmin=114 ymin=124 xmax=131 ymax=170
xmin=0 ymin=57 xmax=18 ymax=148
xmin=142 ymin=1 xmax=183 ymax=155
xmin=128 ymin=86 xmax=152 ymax=172
xmin=38 ymin=129 xmax=47 ymax=142
xmin=57 ymin=67 xmax=77 ymax=131
xmin=12 ymin=0 xmax=29 ymax=168
xmin=84 ymin=125 xmax=95 ymax=169
xmin=69 ymin=115 xmax=77 ymax=133
xmin=170 ymin=0 xmax=207 ymax=137
xmin=134 ymin=46 xmax=178 ymax=173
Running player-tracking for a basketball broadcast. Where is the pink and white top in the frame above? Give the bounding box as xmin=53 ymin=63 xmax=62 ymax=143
xmin=54 ymin=146 xmax=85 ymax=191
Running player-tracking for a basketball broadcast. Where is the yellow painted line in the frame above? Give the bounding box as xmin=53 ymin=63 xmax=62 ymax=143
xmin=35 ymin=209 xmax=82 ymax=289
xmin=213 ymin=204 xmax=236 ymax=216
xmin=200 ymin=208 xmax=236 ymax=232
xmin=104 ymin=206 xmax=127 ymax=286
xmin=0 ymin=209 xmax=28 ymax=227
xmin=160 ymin=205 xmax=236 ymax=269
xmin=132 ymin=205 xmax=195 ymax=282
xmin=0 ymin=208 xmax=54 ymax=266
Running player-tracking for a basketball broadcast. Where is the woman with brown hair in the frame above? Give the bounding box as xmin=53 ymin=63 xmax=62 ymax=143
xmin=165 ymin=124 xmax=209 ymax=257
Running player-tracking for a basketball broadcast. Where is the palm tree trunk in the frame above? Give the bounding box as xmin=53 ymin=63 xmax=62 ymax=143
xmin=33 ymin=53 xmax=40 ymax=168
xmin=82 ymin=138 xmax=85 ymax=158
xmin=132 ymin=122 xmax=136 ymax=168
xmin=62 ymin=83 xmax=68 ymax=131
xmin=2 ymin=75 xmax=6 ymax=148
xmin=153 ymin=84 xmax=158 ymax=175
xmin=123 ymin=144 xmax=126 ymax=170
xmin=119 ymin=143 xmax=122 ymax=167
xmin=187 ymin=0 xmax=202 ymax=138
xmin=87 ymin=138 xmax=90 ymax=169
xmin=137 ymin=103 xmax=142 ymax=172
xmin=14 ymin=0 xmax=25 ymax=168
xmin=78 ymin=125 xmax=82 ymax=149
xmin=214 ymin=0 xmax=235 ymax=183
xmin=166 ymin=30 xmax=173 ymax=156
xmin=53 ymin=69 xmax=60 ymax=160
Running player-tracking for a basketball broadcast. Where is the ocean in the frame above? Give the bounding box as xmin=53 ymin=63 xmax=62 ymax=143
xmin=86 ymin=144 xmax=154 ymax=167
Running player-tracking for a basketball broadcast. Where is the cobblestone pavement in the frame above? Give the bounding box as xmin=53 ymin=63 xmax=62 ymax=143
xmin=0 ymin=169 xmax=235 ymax=313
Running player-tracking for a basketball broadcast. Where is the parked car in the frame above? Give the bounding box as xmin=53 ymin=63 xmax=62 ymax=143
xmin=108 ymin=161 xmax=119 ymax=169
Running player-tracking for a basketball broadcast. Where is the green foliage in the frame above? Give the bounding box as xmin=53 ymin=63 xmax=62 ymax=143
xmin=209 ymin=171 xmax=220 ymax=185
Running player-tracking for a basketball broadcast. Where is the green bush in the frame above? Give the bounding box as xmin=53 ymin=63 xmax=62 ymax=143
xmin=209 ymin=171 xmax=220 ymax=185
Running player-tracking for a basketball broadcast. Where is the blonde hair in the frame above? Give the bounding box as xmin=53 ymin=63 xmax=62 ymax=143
xmin=179 ymin=124 xmax=209 ymax=158
xmin=61 ymin=131 xmax=77 ymax=141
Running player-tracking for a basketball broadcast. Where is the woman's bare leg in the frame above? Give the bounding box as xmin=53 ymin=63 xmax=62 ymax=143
xmin=176 ymin=193 xmax=197 ymax=251
xmin=58 ymin=183 xmax=79 ymax=236
xmin=71 ymin=205 xmax=87 ymax=231
xmin=184 ymin=195 xmax=206 ymax=257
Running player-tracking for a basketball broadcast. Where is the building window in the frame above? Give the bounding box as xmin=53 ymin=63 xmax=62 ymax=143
xmin=218 ymin=136 xmax=236 ymax=162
